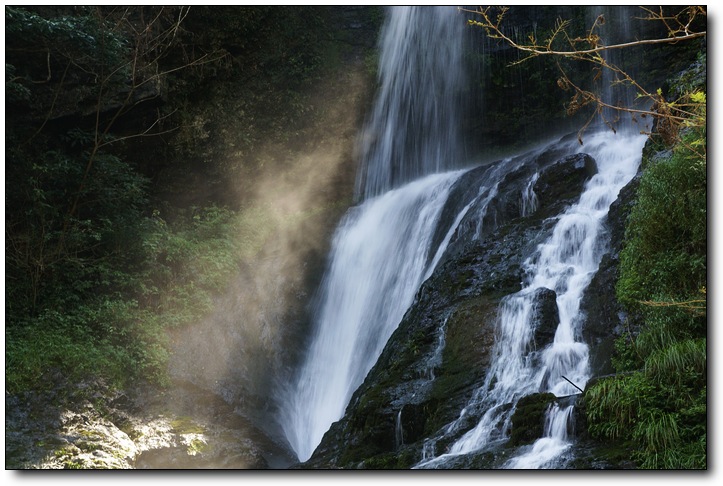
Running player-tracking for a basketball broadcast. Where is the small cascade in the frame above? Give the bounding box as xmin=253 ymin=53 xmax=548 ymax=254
xmin=425 ymin=323 xmax=447 ymax=381
xmin=395 ymin=410 xmax=404 ymax=449
xmin=471 ymin=169 xmax=505 ymax=239
xmin=505 ymin=404 xmax=575 ymax=469
xmin=521 ymin=172 xmax=539 ymax=217
xmin=415 ymin=127 xmax=648 ymax=469
xmin=421 ymin=439 xmax=436 ymax=462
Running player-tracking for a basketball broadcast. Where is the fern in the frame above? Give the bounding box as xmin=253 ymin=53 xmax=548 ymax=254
xmin=644 ymin=338 xmax=706 ymax=385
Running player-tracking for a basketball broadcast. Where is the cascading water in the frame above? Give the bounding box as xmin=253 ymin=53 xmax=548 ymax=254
xmin=277 ymin=6 xmax=471 ymax=462
xmin=505 ymin=404 xmax=575 ymax=469
xmin=355 ymin=6 xmax=467 ymax=199
xmin=415 ymin=127 xmax=648 ymax=469
xmin=276 ymin=4 xmax=651 ymax=468
xmin=278 ymin=171 xmax=465 ymax=462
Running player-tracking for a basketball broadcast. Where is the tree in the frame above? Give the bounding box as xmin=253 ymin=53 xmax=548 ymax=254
xmin=463 ymin=6 xmax=706 ymax=146
xmin=4 ymin=6 xmax=232 ymax=390
xmin=5 ymin=7 xmax=227 ymax=317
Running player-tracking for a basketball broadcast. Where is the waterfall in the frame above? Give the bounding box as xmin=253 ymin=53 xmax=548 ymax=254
xmin=587 ymin=6 xmax=644 ymax=130
xmin=415 ymin=127 xmax=648 ymax=469
xmin=521 ymin=172 xmax=539 ymax=217
xmin=396 ymin=410 xmax=404 ymax=449
xmin=276 ymin=6 xmax=472 ymax=462
xmin=356 ymin=6 xmax=468 ymax=200
xmin=275 ymin=4 xmax=651 ymax=468
xmin=277 ymin=171 xmax=466 ymax=461
xmin=505 ymin=404 xmax=575 ymax=469
xmin=425 ymin=320 xmax=448 ymax=381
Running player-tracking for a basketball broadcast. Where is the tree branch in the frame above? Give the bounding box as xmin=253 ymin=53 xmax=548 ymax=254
xmin=463 ymin=6 xmax=706 ymax=145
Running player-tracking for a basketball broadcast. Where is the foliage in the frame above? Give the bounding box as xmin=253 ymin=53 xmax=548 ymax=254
xmin=617 ymin=125 xmax=707 ymax=308
xmin=5 ymin=6 xmax=130 ymax=113
xmin=465 ymin=6 xmax=706 ymax=144
xmin=5 ymin=6 xmax=343 ymax=395
xmin=4 ymin=135 xmax=150 ymax=321
xmin=584 ymin=75 xmax=706 ymax=468
xmin=135 ymin=207 xmax=242 ymax=325
xmin=6 ymin=201 xmax=244 ymax=393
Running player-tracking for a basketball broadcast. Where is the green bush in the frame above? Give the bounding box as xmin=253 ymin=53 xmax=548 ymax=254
xmin=617 ymin=127 xmax=707 ymax=308
xmin=586 ymin=94 xmax=706 ymax=469
xmin=5 ymin=204 xmax=245 ymax=393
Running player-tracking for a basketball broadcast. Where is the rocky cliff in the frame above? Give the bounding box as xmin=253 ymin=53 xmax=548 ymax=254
xmin=299 ymin=132 xmax=641 ymax=469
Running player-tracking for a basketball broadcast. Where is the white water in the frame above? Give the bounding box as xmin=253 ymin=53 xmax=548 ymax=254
xmin=506 ymin=404 xmax=575 ymax=469
xmin=521 ymin=172 xmax=539 ymax=217
xmin=396 ymin=410 xmax=404 ymax=448
xmin=277 ymin=6 xmax=472 ymax=462
xmin=416 ymin=128 xmax=648 ymax=468
xmin=278 ymin=171 xmax=465 ymax=461
xmin=356 ymin=6 xmax=467 ymax=199
xmin=425 ymin=320 xmax=448 ymax=381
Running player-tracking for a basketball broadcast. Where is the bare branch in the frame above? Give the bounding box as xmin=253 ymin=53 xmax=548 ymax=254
xmin=97 ymin=109 xmax=180 ymax=149
xmin=464 ymin=6 xmax=706 ymax=145
xmin=466 ymin=9 xmax=705 ymax=59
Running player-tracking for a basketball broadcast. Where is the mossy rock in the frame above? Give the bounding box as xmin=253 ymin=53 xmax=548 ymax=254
xmin=507 ymin=392 xmax=557 ymax=447
xmin=358 ymin=447 xmax=418 ymax=469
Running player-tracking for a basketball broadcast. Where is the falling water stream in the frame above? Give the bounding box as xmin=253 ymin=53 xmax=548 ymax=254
xmin=355 ymin=6 xmax=468 ymax=199
xmin=415 ymin=128 xmax=647 ymax=469
xmin=277 ymin=170 xmax=466 ymax=462
xmin=277 ymin=6 xmax=470 ymax=462
xmin=277 ymin=5 xmax=649 ymax=467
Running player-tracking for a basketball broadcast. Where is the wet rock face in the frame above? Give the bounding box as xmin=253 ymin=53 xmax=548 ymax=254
xmin=533 ymin=153 xmax=597 ymax=219
xmin=580 ymin=173 xmax=642 ymax=376
xmin=440 ymin=148 xmax=597 ymax=264
xmin=530 ymin=287 xmax=560 ymax=350
xmin=301 ymin=137 xmax=603 ymax=469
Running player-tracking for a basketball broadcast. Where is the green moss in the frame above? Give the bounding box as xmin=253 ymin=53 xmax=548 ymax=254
xmin=170 ymin=416 xmax=205 ymax=435
xmin=75 ymin=440 xmax=102 ymax=452
xmin=426 ymin=295 xmax=498 ymax=434
xmin=360 ymin=448 xmax=418 ymax=469
xmin=187 ymin=437 xmax=211 ymax=456
xmin=63 ymin=459 xmax=85 ymax=469
xmin=507 ymin=393 xmax=556 ymax=447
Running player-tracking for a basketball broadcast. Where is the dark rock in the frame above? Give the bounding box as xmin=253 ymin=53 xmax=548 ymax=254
xmin=580 ymin=172 xmax=642 ymax=377
xmin=534 ymin=153 xmax=597 ymax=219
xmin=440 ymin=141 xmax=598 ymax=266
xmin=530 ymin=287 xmax=559 ymax=350
xmin=507 ymin=392 xmax=557 ymax=447
xmin=302 ymin=136 xmax=600 ymax=469
xmin=399 ymin=402 xmax=428 ymax=445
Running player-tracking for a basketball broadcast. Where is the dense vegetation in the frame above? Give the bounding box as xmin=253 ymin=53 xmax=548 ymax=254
xmin=5 ymin=5 xmax=367 ymax=393
xmin=584 ymin=56 xmax=707 ymax=468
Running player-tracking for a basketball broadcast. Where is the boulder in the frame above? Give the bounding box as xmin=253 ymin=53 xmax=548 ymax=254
xmin=530 ymin=287 xmax=559 ymax=350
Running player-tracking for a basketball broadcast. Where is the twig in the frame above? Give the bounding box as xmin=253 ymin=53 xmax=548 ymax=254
xmin=562 ymin=375 xmax=584 ymax=393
